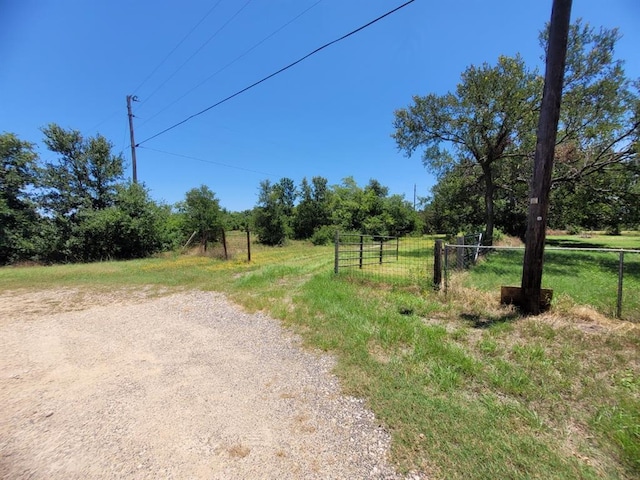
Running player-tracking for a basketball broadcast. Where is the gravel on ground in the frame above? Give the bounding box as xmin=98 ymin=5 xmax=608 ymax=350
xmin=0 ymin=288 xmax=425 ymax=479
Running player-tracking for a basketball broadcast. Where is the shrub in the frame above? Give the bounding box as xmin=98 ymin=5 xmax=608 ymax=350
xmin=567 ymin=225 xmax=581 ymax=235
xmin=310 ymin=225 xmax=336 ymax=246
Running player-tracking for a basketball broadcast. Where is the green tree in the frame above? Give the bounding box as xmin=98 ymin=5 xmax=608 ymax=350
xmin=40 ymin=124 xmax=124 ymax=215
xmin=223 ymin=209 xmax=252 ymax=231
xmin=329 ymin=177 xmax=367 ymax=233
xmin=38 ymin=124 xmax=126 ymax=261
xmin=397 ymin=21 xmax=640 ymax=239
xmin=44 ymin=183 xmax=171 ymax=262
xmin=383 ymin=194 xmax=421 ymax=236
xmin=254 ymin=178 xmax=296 ymax=245
xmin=293 ymin=176 xmax=331 ymax=239
xmin=111 ymin=183 xmax=173 ymax=258
xmin=0 ymin=133 xmax=41 ymax=263
xmin=179 ymin=185 xmax=222 ymax=251
xmin=545 ymin=21 xmax=640 ymax=232
xmin=328 ymin=177 xmax=419 ymax=237
xmin=393 ymin=55 xmax=541 ymax=244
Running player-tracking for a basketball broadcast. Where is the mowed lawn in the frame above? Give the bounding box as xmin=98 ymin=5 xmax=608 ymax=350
xmin=1 ymin=234 xmax=638 ymax=479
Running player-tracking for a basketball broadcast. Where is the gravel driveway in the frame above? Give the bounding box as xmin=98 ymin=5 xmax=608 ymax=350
xmin=0 ymin=288 xmax=423 ymax=479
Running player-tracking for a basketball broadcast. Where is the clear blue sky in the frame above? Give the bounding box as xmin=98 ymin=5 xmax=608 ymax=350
xmin=2 ymin=0 xmax=639 ymax=212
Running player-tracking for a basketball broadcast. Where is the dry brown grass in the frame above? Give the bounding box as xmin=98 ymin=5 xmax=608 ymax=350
xmin=495 ymin=235 xmax=524 ymax=247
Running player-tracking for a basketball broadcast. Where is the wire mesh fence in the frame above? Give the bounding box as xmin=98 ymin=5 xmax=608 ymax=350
xmin=334 ymin=233 xmax=435 ymax=286
xmin=205 ymin=230 xmax=252 ymax=262
xmin=443 ymin=244 xmax=640 ymax=322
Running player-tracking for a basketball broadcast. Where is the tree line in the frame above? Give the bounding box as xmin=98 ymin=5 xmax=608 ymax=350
xmin=1 ymin=125 xmax=419 ymax=264
xmin=252 ymin=176 xmax=420 ymax=246
xmin=4 ymin=20 xmax=637 ymax=264
xmin=394 ymin=20 xmax=639 ymax=243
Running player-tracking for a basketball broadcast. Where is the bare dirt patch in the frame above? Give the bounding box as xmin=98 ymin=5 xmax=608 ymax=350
xmin=0 ymin=289 xmax=423 ymax=479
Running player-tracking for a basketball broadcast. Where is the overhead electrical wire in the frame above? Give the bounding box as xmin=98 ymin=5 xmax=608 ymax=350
xmin=131 ymin=0 xmax=225 ymax=97
xmin=137 ymin=0 xmax=325 ymax=129
xmin=136 ymin=0 xmax=416 ymax=147
xmin=138 ymin=0 xmax=254 ymax=108
xmin=138 ymin=146 xmax=278 ymax=177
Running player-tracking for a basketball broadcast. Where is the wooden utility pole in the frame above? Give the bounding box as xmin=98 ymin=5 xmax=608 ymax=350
xmin=521 ymin=0 xmax=572 ymax=314
xmin=126 ymin=95 xmax=139 ymax=183
xmin=413 ymin=184 xmax=417 ymax=210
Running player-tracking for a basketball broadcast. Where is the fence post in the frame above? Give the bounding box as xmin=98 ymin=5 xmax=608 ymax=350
xmin=246 ymin=229 xmax=251 ymax=263
xmin=434 ymin=240 xmax=443 ymax=290
xmin=334 ymin=230 xmax=340 ymax=274
xmin=396 ymin=237 xmax=399 ymax=261
xmin=221 ymin=229 xmax=228 ymax=260
xmin=379 ymin=239 xmax=384 ymax=265
xmin=456 ymin=236 xmax=465 ymax=269
xmin=444 ymin=244 xmax=449 ymax=295
xmin=616 ymin=250 xmax=624 ymax=318
xmin=359 ymin=235 xmax=364 ymax=269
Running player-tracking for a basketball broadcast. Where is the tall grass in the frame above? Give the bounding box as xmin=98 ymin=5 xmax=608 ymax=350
xmin=1 ymin=235 xmax=638 ymax=479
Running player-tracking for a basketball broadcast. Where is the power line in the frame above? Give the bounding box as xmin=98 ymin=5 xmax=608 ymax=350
xmin=137 ymin=0 xmax=324 ymax=129
xmin=139 ymin=0 xmax=254 ymax=108
xmin=132 ymin=0 xmax=225 ymax=97
xmin=138 ymin=145 xmax=278 ymax=177
xmin=86 ymin=109 xmax=122 ymax=134
xmin=137 ymin=0 xmax=416 ymax=146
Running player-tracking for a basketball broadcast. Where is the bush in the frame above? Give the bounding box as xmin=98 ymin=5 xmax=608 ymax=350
xmin=567 ymin=225 xmax=581 ymax=235
xmin=310 ymin=225 xmax=336 ymax=246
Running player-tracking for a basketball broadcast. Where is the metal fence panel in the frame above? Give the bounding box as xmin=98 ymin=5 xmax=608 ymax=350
xmin=335 ymin=233 xmax=434 ymax=286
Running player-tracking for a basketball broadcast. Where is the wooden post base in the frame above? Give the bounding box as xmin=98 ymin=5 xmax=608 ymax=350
xmin=500 ymin=286 xmax=553 ymax=313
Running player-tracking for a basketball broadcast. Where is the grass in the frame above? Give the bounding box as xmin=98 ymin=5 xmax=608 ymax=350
xmin=464 ymin=234 xmax=640 ymax=321
xmin=1 ymin=235 xmax=639 ymax=479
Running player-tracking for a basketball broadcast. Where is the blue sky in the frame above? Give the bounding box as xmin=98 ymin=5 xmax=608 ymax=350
xmin=2 ymin=0 xmax=639 ymax=212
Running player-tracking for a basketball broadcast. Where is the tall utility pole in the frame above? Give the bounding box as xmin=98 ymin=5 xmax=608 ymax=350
xmin=520 ymin=0 xmax=572 ymax=314
xmin=126 ymin=95 xmax=139 ymax=183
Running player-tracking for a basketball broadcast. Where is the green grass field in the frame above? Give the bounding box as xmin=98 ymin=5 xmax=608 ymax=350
xmin=464 ymin=234 xmax=640 ymax=321
xmin=1 ymin=235 xmax=639 ymax=479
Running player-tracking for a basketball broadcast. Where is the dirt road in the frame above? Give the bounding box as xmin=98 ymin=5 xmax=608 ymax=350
xmin=0 ymin=288 xmax=421 ymax=479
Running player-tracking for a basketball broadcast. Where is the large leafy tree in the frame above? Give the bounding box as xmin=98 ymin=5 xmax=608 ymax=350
xmin=38 ymin=124 xmax=125 ymax=261
xmin=254 ymin=178 xmax=297 ymax=245
xmin=0 ymin=133 xmax=41 ymax=263
xmin=179 ymin=185 xmax=222 ymax=251
xmin=550 ymin=21 xmax=639 ymax=184
xmin=293 ymin=176 xmax=331 ymax=239
xmin=396 ymin=20 xmax=640 ymax=238
xmin=40 ymin=124 xmax=124 ymax=216
xmin=393 ymin=55 xmax=541 ymax=244
xmin=546 ymin=21 xmax=640 ymax=231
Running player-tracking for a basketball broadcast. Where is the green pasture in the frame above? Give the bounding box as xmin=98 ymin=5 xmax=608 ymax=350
xmin=464 ymin=234 xmax=640 ymax=321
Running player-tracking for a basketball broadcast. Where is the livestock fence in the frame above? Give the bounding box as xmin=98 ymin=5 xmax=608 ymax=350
xmin=440 ymin=242 xmax=640 ymax=321
xmin=334 ymin=231 xmax=639 ymax=321
xmin=334 ymin=232 xmax=434 ymax=286
xmin=185 ymin=229 xmax=252 ymax=262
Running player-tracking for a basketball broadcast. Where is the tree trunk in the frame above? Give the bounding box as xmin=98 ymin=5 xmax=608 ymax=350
xmin=483 ymin=166 xmax=495 ymax=246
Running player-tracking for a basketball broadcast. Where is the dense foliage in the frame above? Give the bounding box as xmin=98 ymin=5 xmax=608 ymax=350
xmin=0 ymin=126 xmax=185 ymax=264
xmin=395 ymin=20 xmax=639 ymax=242
xmin=252 ymin=176 xmax=420 ymax=246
